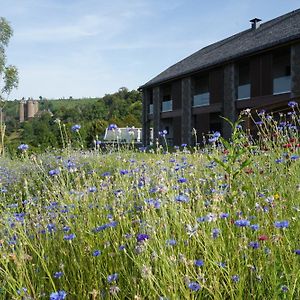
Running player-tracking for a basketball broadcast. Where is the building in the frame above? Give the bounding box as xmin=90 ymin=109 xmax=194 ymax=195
xmin=19 ymin=98 xmax=39 ymax=122
xmin=140 ymin=9 xmax=300 ymax=146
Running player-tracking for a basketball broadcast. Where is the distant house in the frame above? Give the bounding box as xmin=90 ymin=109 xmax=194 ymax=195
xmin=140 ymin=9 xmax=300 ymax=146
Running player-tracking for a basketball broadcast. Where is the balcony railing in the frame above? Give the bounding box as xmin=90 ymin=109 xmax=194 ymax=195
xmin=149 ymin=104 xmax=153 ymax=114
xmin=273 ymin=76 xmax=291 ymax=94
xmin=193 ymin=93 xmax=210 ymax=107
xmin=237 ymin=83 xmax=251 ymax=100
xmin=162 ymin=100 xmax=173 ymax=112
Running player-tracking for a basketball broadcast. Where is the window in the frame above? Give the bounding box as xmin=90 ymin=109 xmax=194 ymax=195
xmin=273 ymin=49 xmax=291 ymax=94
xmin=193 ymin=74 xmax=210 ymax=107
xmin=148 ymin=89 xmax=153 ymax=114
xmin=237 ymin=62 xmax=250 ymax=100
xmin=161 ymin=84 xmax=173 ymax=112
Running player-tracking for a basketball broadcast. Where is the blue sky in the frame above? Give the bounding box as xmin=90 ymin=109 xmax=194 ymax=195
xmin=1 ymin=0 xmax=300 ymax=99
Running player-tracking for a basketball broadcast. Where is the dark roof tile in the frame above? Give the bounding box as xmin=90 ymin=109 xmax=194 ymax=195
xmin=141 ymin=9 xmax=300 ymax=88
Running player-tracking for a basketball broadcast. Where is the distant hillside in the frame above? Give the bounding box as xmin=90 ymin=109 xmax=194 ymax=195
xmin=3 ymin=87 xmax=142 ymax=154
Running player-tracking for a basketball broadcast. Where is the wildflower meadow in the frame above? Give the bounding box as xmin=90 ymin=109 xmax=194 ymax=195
xmin=0 ymin=105 xmax=300 ymax=299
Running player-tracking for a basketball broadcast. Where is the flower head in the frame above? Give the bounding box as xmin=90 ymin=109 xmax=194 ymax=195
xmin=188 ymin=281 xmax=201 ymax=291
xmin=92 ymin=250 xmax=101 ymax=257
xmin=107 ymin=273 xmax=118 ymax=283
xmin=234 ymin=219 xmax=250 ymax=227
xmin=53 ymin=271 xmax=63 ymax=279
xmin=18 ymin=144 xmax=29 ymax=151
xmin=64 ymin=233 xmax=76 ymax=241
xmin=137 ymin=233 xmax=149 ymax=243
xmin=194 ymin=259 xmax=204 ymax=267
xmin=50 ymin=290 xmax=67 ymax=300
xmin=108 ymin=124 xmax=118 ymax=131
xmin=288 ymin=101 xmax=298 ymax=108
xmin=274 ymin=220 xmax=289 ymax=229
xmin=71 ymin=124 xmax=81 ymax=132
xmin=232 ymin=275 xmax=240 ymax=283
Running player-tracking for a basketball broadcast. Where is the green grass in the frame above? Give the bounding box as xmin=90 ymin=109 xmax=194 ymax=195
xmin=0 ymin=111 xmax=299 ymax=299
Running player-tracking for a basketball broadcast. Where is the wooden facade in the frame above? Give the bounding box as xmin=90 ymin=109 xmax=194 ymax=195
xmin=141 ymin=11 xmax=300 ymax=146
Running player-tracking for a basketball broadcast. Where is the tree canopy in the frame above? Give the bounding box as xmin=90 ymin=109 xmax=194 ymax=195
xmin=0 ymin=17 xmax=18 ymax=99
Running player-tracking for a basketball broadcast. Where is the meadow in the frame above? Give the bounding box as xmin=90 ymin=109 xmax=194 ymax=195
xmin=0 ymin=106 xmax=299 ymax=299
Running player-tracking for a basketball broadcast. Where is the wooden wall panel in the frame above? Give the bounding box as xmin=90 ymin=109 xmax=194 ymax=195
xmin=261 ymin=54 xmax=273 ymax=96
xmin=250 ymin=56 xmax=261 ymax=97
xmin=173 ymin=116 xmax=182 ymax=146
xmin=209 ymin=68 xmax=224 ymax=104
xmin=172 ymin=80 xmax=182 ymax=110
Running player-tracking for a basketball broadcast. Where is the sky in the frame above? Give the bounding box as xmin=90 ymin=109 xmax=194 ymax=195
xmin=1 ymin=0 xmax=300 ymax=100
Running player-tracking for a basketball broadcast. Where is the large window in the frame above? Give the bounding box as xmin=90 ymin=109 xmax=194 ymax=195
xmin=148 ymin=89 xmax=153 ymax=114
xmin=237 ymin=62 xmax=250 ymax=100
xmin=273 ymin=49 xmax=291 ymax=94
xmin=161 ymin=84 xmax=173 ymax=112
xmin=193 ymin=74 xmax=210 ymax=107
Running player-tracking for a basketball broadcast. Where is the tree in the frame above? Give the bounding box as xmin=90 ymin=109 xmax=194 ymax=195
xmin=0 ymin=17 xmax=18 ymax=155
xmin=0 ymin=17 xmax=18 ymax=98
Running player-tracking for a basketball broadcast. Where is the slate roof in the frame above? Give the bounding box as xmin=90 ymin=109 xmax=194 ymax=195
xmin=141 ymin=9 xmax=300 ymax=88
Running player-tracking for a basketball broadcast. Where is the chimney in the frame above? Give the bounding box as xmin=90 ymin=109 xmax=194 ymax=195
xmin=250 ymin=18 xmax=262 ymax=30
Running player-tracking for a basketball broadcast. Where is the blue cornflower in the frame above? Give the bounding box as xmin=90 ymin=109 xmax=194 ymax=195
xmin=120 ymin=169 xmax=129 ymax=175
xmin=71 ymin=124 xmax=81 ymax=132
xmin=281 ymin=285 xmax=288 ymax=292
xmin=108 ymin=124 xmax=118 ymax=131
xmin=159 ymin=130 xmax=168 ymax=137
xmin=178 ymin=177 xmax=187 ymax=183
xmin=166 ymin=239 xmax=176 ymax=246
xmin=250 ymin=224 xmax=260 ymax=231
xmin=188 ymin=281 xmax=201 ymax=291
xmin=212 ymin=228 xmax=220 ymax=238
xmin=92 ymin=250 xmax=101 ymax=257
xmin=181 ymin=143 xmax=187 ymax=147
xmin=234 ymin=219 xmax=250 ymax=227
xmin=18 ymin=144 xmax=29 ymax=151
xmin=194 ymin=259 xmax=204 ymax=267
xmin=93 ymin=224 xmax=108 ymax=232
xmin=17 ymin=287 xmax=27 ymax=295
xmin=232 ymin=275 xmax=240 ymax=283
xmin=288 ymin=101 xmax=298 ymax=108
xmin=248 ymin=241 xmax=260 ymax=249
xmin=47 ymin=223 xmax=56 ymax=233
xmin=294 ymin=249 xmax=300 ymax=255
xmin=49 ymin=169 xmax=60 ymax=176
xmin=220 ymin=212 xmax=229 ymax=218
xmin=274 ymin=220 xmax=289 ymax=228
xmin=64 ymin=233 xmax=76 ymax=241
xmin=175 ymin=194 xmax=189 ymax=203
xmin=50 ymin=290 xmax=67 ymax=300
xmin=107 ymin=273 xmax=118 ymax=283
xmin=88 ymin=186 xmax=97 ymax=193
xmin=53 ymin=271 xmax=63 ymax=279
xmin=137 ymin=233 xmax=149 ymax=242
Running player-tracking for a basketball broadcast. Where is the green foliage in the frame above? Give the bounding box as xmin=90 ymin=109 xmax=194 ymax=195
xmin=0 ymin=17 xmax=18 ymax=98
xmin=3 ymin=88 xmax=142 ymax=153
xmin=0 ymin=133 xmax=299 ymax=298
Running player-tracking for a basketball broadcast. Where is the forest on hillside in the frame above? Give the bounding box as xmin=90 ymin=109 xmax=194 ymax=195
xmin=3 ymin=87 xmax=142 ymax=154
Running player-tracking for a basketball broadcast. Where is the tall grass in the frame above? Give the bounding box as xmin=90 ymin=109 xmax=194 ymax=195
xmin=0 ymin=106 xmax=299 ymax=299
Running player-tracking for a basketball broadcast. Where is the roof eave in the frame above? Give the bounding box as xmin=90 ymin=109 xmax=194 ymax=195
xmin=139 ymin=33 xmax=300 ymax=90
